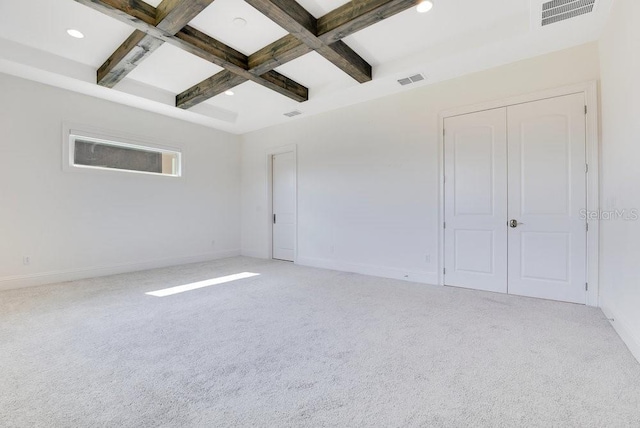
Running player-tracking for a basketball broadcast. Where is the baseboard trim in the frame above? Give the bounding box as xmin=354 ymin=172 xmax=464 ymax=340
xmin=240 ymin=249 xmax=267 ymax=259
xmin=601 ymin=302 xmax=640 ymax=364
xmin=296 ymin=256 xmax=438 ymax=285
xmin=0 ymin=249 xmax=241 ymax=291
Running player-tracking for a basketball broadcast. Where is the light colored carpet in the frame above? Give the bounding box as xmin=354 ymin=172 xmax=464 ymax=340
xmin=1 ymin=257 xmax=639 ymax=427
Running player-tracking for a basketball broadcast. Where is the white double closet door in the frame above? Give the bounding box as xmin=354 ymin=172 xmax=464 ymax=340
xmin=444 ymin=94 xmax=587 ymax=304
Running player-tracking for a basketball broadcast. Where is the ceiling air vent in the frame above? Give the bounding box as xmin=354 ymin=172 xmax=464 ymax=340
xmin=540 ymin=0 xmax=597 ymax=26
xmin=284 ymin=110 xmax=302 ymax=117
xmin=397 ymin=73 xmax=425 ymax=86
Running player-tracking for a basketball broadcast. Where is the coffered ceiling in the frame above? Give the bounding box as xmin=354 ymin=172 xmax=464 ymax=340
xmin=0 ymin=0 xmax=613 ymax=134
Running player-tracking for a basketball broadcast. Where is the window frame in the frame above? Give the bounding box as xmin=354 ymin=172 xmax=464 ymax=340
xmin=62 ymin=123 xmax=184 ymax=178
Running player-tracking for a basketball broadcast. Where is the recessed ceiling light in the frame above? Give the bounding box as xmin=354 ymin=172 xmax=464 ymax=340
xmin=232 ymin=17 xmax=247 ymax=28
xmin=66 ymin=29 xmax=85 ymax=39
xmin=416 ymin=0 xmax=434 ymax=13
xmin=225 ymin=90 xmax=235 ymax=96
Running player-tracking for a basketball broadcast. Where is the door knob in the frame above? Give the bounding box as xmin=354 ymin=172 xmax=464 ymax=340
xmin=509 ymin=219 xmax=523 ymax=228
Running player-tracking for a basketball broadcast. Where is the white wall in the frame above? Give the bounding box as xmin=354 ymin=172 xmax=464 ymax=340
xmin=0 ymin=74 xmax=241 ymax=290
xmin=241 ymin=43 xmax=600 ymax=284
xmin=598 ymin=0 xmax=640 ymax=361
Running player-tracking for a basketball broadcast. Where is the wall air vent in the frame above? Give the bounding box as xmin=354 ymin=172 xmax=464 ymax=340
xmin=540 ymin=0 xmax=597 ymax=26
xmin=284 ymin=110 xmax=302 ymax=117
xmin=397 ymin=73 xmax=426 ymax=86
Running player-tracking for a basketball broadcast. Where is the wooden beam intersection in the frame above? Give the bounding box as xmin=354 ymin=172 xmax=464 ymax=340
xmin=244 ymin=0 xmax=372 ymax=83
xmin=97 ymin=0 xmax=215 ymax=87
xmin=247 ymin=34 xmax=311 ymax=75
xmin=74 ymin=0 xmax=308 ymax=102
xmin=177 ymin=0 xmax=417 ymax=109
xmin=76 ymin=0 xmax=418 ymax=109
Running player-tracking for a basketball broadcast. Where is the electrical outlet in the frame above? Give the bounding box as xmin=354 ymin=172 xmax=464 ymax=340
xmin=425 ymin=254 xmax=431 ymax=263
xmin=23 ymin=256 xmax=31 ymax=266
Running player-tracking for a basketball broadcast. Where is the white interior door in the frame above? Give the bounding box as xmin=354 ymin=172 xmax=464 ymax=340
xmin=506 ymin=94 xmax=587 ymax=303
xmin=272 ymin=152 xmax=295 ymax=262
xmin=444 ymin=108 xmax=508 ymax=293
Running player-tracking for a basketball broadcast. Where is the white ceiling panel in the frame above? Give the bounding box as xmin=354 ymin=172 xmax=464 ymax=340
xmin=188 ymin=0 xmax=289 ymax=55
xmin=203 ymin=80 xmax=296 ymax=112
xmin=296 ymin=0 xmax=351 ymax=18
xmin=344 ymin=0 xmax=528 ymax=65
xmin=0 ymin=0 xmax=133 ymax=68
xmin=275 ymin=51 xmax=358 ymax=94
xmin=126 ymin=43 xmax=224 ymax=93
xmin=203 ymin=79 xmax=301 ymax=126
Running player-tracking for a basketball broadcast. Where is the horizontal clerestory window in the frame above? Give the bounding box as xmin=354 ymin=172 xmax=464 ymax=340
xmin=65 ymin=129 xmax=182 ymax=177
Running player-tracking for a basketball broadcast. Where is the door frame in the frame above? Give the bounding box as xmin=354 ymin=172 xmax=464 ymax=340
xmin=266 ymin=144 xmax=298 ymax=262
xmin=438 ymin=81 xmax=600 ymax=306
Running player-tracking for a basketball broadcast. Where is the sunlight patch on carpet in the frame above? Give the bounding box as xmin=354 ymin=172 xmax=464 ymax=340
xmin=145 ymin=272 xmax=260 ymax=297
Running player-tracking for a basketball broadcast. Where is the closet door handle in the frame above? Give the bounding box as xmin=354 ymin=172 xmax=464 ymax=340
xmin=509 ymin=219 xmax=524 ymax=228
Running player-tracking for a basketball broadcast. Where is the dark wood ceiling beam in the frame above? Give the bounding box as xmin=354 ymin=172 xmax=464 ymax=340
xmin=85 ymin=0 xmax=158 ymax=25
xmin=175 ymin=67 xmax=312 ymax=109
xmin=97 ymin=0 xmax=215 ymax=88
xmin=245 ymin=0 xmax=372 ymax=83
xmin=175 ymin=35 xmax=312 ymax=109
xmin=155 ymin=0 xmax=215 ymax=33
xmin=248 ymin=35 xmax=311 ymax=75
xmin=177 ymin=70 xmax=247 ymax=109
xmin=73 ymin=0 xmax=308 ymax=102
xmin=260 ymin=70 xmax=309 ymax=101
xmin=74 ymin=0 xmax=171 ymax=39
xmin=176 ymin=0 xmax=415 ymax=109
xmin=173 ymin=27 xmax=308 ymax=103
xmin=97 ymin=31 xmax=163 ymax=87
xmin=245 ymin=0 xmax=320 ymax=48
xmin=317 ymin=0 xmax=419 ymax=44
xmin=173 ymin=25 xmax=248 ymax=72
xmin=316 ymin=41 xmax=372 ymax=84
